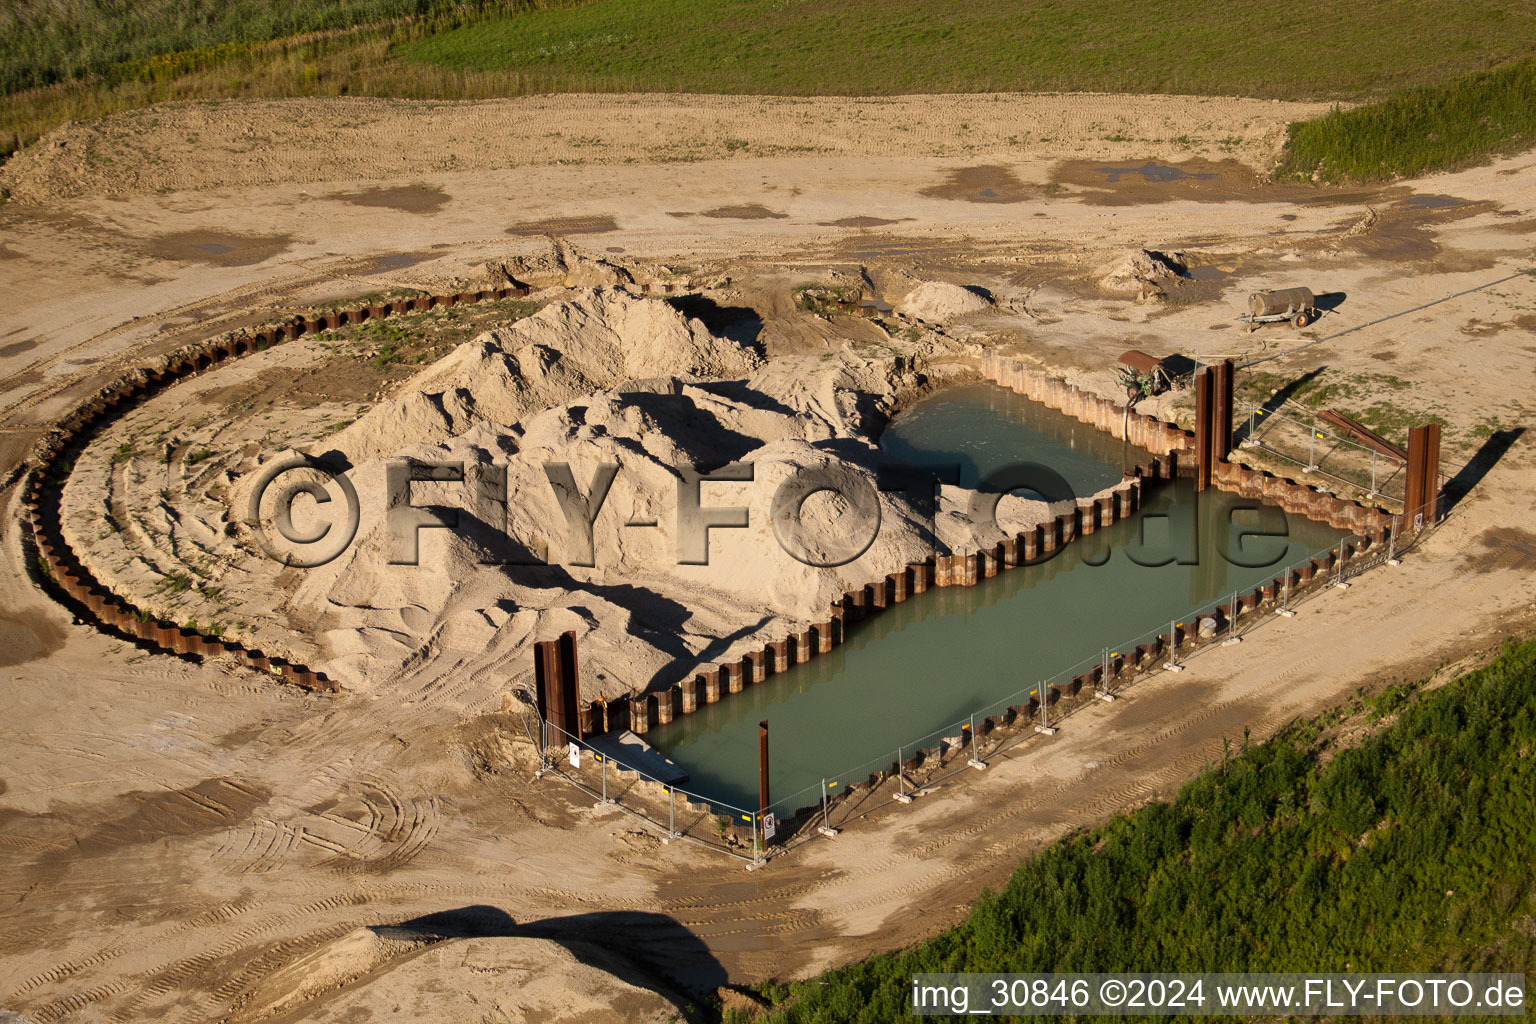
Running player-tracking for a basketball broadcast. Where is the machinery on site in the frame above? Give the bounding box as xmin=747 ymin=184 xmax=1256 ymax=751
xmin=1115 ymin=349 xmax=1184 ymax=405
xmin=1238 ymin=287 xmax=1318 ymax=331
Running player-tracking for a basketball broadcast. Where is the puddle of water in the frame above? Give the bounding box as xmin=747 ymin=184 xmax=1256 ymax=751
xmin=820 ymin=216 xmax=910 ymax=228
xmin=1095 ymin=162 xmax=1217 ymax=184
xmin=1186 ymin=265 xmax=1230 ymax=281
xmin=1398 ymin=194 xmax=1471 ymax=211
xmin=700 ymin=204 xmax=789 ymax=220
xmin=506 ymin=215 xmax=619 ymax=235
xmin=920 ymin=165 xmax=1033 ymax=204
xmin=328 ymin=183 xmax=449 ymax=214
xmin=647 ymin=386 xmax=1346 ymax=808
xmin=366 ymin=252 xmax=428 ymax=273
xmin=144 ymin=230 xmax=292 ymax=267
xmin=1053 ymin=158 xmax=1284 ymax=207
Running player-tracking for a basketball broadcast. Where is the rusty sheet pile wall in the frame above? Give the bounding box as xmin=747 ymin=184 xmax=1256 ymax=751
xmin=19 ymin=285 xmax=532 ymax=693
xmin=980 ymin=353 xmax=1396 ymax=541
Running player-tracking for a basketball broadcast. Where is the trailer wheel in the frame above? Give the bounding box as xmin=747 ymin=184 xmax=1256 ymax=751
xmin=1293 ymin=311 xmax=1310 ymax=328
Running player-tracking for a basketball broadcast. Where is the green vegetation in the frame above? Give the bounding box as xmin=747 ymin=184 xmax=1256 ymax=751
xmin=0 ymin=0 xmax=556 ymax=94
xmin=793 ymin=283 xmax=861 ymax=313
xmin=760 ymin=637 xmax=1536 ymax=1022
xmin=1279 ymin=58 xmax=1536 ymax=182
xmin=1236 ymin=369 xmax=1451 ymax=449
xmin=6 ymin=0 xmax=1536 ymax=164
xmin=397 ymin=0 xmax=1536 ymax=99
xmin=158 ymin=572 xmax=193 ymax=593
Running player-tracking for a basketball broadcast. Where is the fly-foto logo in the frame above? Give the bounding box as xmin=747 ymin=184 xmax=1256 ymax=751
xmin=244 ymin=455 xmax=1294 ymax=571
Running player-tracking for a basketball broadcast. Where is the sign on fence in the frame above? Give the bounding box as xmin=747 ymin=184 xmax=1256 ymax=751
xmin=762 ymin=813 xmax=776 ymax=840
xmin=568 ymin=742 xmax=580 ymax=768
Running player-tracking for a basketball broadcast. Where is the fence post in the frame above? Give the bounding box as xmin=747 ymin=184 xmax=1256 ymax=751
xmin=601 ymin=751 xmax=609 ymax=804
xmin=1334 ymin=539 xmax=1350 ymax=589
xmin=1222 ymin=590 xmax=1242 ymax=645
xmin=1387 ymin=516 xmax=1400 ymax=564
xmin=895 ymin=746 xmax=913 ymax=803
xmin=1098 ymin=646 xmax=1118 ymax=700
xmin=819 ymin=778 xmax=839 ymax=837
xmin=1166 ymin=619 xmax=1184 ymax=671
xmin=668 ymin=786 xmax=676 ymax=839
xmin=968 ymin=714 xmax=987 ymax=769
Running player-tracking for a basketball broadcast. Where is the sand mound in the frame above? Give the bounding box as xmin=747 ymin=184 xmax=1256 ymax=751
xmin=333 ymin=287 xmax=763 ymax=457
xmin=249 ymin=929 xmax=687 ymax=1024
xmin=896 ymin=281 xmax=993 ymax=322
xmin=1096 ymin=248 xmax=1187 ymax=297
xmin=291 ymin=381 xmax=936 ymax=690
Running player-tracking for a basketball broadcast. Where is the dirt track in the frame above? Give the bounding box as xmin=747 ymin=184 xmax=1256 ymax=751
xmin=2 ymin=93 xmax=1535 ymax=1020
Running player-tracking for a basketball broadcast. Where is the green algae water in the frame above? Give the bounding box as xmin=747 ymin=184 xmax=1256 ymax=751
xmin=645 ymin=384 xmax=1348 ymax=811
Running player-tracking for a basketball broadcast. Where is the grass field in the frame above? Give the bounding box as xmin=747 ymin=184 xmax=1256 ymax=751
xmin=1279 ymin=58 xmax=1536 ymax=181
xmin=396 ymin=0 xmax=1536 ymax=100
xmin=753 ymin=636 xmax=1536 ymax=1022
xmin=0 ymin=0 xmax=555 ymax=94
xmin=4 ymin=0 xmax=1536 ymax=181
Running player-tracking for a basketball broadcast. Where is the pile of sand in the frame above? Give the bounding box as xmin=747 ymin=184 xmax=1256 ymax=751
xmin=227 ymin=288 xmax=943 ymax=690
xmin=1096 ymin=248 xmax=1187 ymax=298
xmin=246 ymin=928 xmax=689 ymax=1023
xmin=70 ymin=279 xmax=1108 ymax=698
xmin=293 ymin=376 xmax=937 ymax=690
xmin=332 ymin=286 xmax=763 ymax=458
xmin=896 ymin=280 xmax=993 ymax=322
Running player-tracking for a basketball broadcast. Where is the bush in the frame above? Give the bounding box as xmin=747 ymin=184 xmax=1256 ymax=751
xmin=1278 ymin=58 xmax=1536 ymax=182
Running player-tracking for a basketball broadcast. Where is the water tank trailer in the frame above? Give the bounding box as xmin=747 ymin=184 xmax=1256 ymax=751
xmin=1238 ymin=287 xmax=1317 ymax=331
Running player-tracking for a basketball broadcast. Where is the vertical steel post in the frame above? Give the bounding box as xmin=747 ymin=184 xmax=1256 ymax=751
xmin=758 ymin=720 xmax=770 ymax=812
xmin=821 ymin=778 xmax=830 ymax=831
xmin=897 ymin=746 xmax=905 ymax=797
xmin=669 ymin=785 xmax=675 ymax=837
xmin=1370 ymin=449 xmax=1378 ymax=494
xmin=601 ymin=751 xmax=607 ymax=804
xmin=1168 ymin=620 xmax=1178 ymax=668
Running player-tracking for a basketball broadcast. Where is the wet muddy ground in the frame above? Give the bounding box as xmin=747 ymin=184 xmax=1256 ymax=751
xmin=920 ymin=164 xmax=1036 ymax=203
xmin=143 ymin=230 xmax=294 ymax=267
xmin=326 ymin=183 xmax=451 ymax=215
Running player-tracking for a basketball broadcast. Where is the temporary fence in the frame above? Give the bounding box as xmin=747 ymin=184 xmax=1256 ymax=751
xmin=520 ymin=709 xmax=771 ymax=865
xmin=524 ymin=520 xmax=1424 ymax=866
xmin=1233 ymin=398 xmax=1416 ymax=503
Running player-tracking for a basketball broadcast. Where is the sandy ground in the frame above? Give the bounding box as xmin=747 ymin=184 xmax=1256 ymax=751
xmin=2 ymin=92 xmax=1536 ymax=1020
